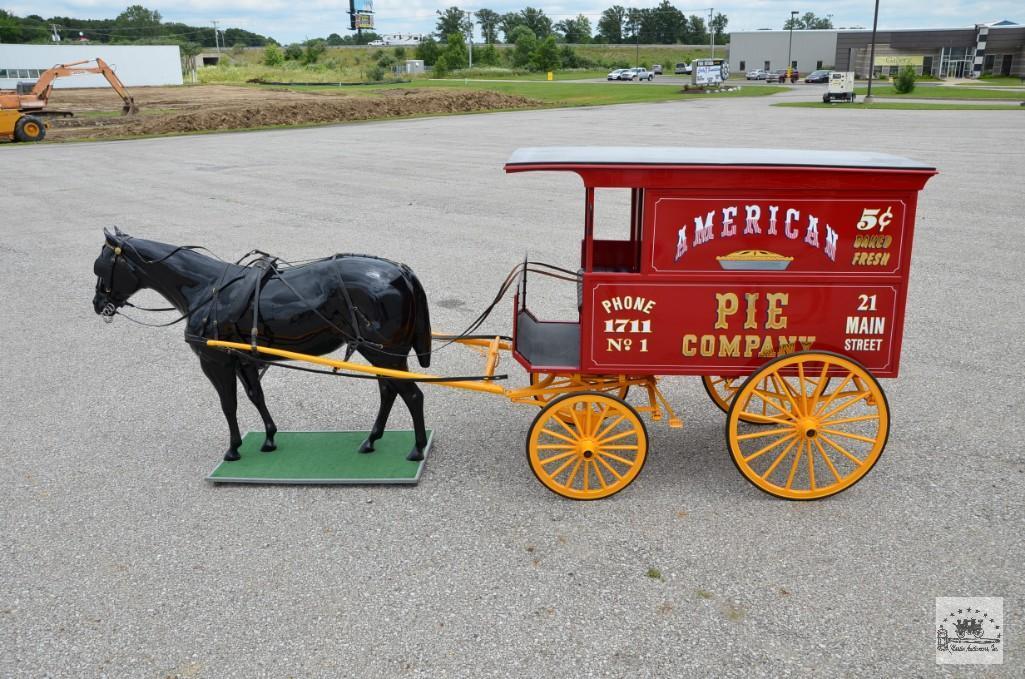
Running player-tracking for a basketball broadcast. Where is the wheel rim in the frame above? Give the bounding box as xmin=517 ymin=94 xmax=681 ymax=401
xmin=726 ymin=353 xmax=888 ymax=500
xmin=528 ymin=392 xmax=647 ymax=500
xmin=24 ymin=122 xmax=41 ymax=137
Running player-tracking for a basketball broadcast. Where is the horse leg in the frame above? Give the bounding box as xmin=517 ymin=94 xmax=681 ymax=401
xmin=394 ymin=380 xmax=429 ymax=462
xmin=237 ymin=362 xmax=278 ymax=452
xmin=358 ymin=379 xmax=398 ymax=454
xmin=200 ymin=357 xmax=243 ymax=461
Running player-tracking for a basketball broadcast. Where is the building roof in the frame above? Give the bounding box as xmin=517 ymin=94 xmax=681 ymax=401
xmin=505 ymin=147 xmax=935 ymax=171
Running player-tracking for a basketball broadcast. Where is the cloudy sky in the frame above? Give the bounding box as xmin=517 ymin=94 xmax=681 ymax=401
xmin=12 ymin=1 xmax=1022 ymax=43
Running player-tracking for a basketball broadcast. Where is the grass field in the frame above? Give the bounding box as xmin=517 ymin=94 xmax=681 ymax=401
xmin=957 ymin=76 xmax=1025 ymax=87
xmin=774 ymin=101 xmax=1024 ymax=110
xmin=302 ymin=80 xmax=788 ymax=106
xmin=854 ymin=84 xmax=1025 ymax=100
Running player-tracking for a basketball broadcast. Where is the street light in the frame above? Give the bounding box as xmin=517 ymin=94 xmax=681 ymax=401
xmin=865 ymin=0 xmax=880 ymax=103
xmin=787 ymin=10 xmax=798 ymax=74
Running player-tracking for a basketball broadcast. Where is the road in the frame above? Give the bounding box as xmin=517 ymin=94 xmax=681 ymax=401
xmin=1 ymin=94 xmax=1022 ymax=677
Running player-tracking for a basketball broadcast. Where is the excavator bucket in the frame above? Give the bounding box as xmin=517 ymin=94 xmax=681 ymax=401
xmin=122 ymin=97 xmax=139 ymax=115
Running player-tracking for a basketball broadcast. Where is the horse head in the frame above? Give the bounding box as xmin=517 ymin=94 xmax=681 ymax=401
xmin=93 ymin=227 xmax=144 ymax=320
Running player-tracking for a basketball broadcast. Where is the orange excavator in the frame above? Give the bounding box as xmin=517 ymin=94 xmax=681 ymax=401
xmin=0 ymin=58 xmax=139 ymax=143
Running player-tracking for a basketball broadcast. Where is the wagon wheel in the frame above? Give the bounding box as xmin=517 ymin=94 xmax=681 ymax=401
xmin=527 ymin=391 xmax=648 ymax=500
xmin=529 ymin=372 xmax=630 ymax=404
xmin=725 ymin=352 xmax=889 ymax=500
xmin=704 ymin=374 xmax=831 ymax=424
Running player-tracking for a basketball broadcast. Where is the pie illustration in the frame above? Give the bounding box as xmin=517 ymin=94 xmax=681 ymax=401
xmin=716 ymin=250 xmax=794 ymax=271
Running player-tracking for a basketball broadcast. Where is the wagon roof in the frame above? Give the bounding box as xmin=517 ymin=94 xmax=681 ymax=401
xmin=505 ymin=147 xmax=936 ymax=172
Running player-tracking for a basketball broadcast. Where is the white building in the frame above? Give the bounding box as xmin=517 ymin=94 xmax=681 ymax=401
xmin=729 ymin=30 xmax=839 ymax=75
xmin=0 ymin=44 xmax=183 ymax=89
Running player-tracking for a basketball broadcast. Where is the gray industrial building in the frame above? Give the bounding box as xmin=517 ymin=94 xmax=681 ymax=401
xmin=729 ymin=21 xmax=1024 ymax=78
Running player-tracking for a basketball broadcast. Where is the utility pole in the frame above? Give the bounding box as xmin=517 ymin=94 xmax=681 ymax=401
xmin=709 ymin=8 xmax=714 ymax=59
xmin=465 ymin=10 xmax=473 ymax=69
xmin=212 ymin=20 xmax=221 ymax=52
xmin=787 ymin=10 xmax=798 ymax=73
xmin=865 ymin=0 xmax=880 ymax=103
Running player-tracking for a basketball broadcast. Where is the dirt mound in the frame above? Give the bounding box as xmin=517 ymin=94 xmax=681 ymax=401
xmin=86 ymin=89 xmax=540 ymax=138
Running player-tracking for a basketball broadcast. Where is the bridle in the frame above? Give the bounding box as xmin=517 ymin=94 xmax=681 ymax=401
xmin=96 ymin=242 xmax=129 ymax=323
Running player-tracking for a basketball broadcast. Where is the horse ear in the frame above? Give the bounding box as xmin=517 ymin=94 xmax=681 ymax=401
xmin=113 ymin=226 xmax=126 ymax=238
xmin=104 ymin=227 xmax=117 ymax=245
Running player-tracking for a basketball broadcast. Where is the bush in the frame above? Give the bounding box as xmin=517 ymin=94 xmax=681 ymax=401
xmin=416 ymin=37 xmax=440 ymax=66
xmin=301 ymin=40 xmax=326 ymax=65
xmin=394 ymin=46 xmax=407 ymax=60
xmin=377 ymin=54 xmax=397 ymax=69
xmin=510 ymin=26 xmax=537 ymax=69
xmin=262 ymin=44 xmax=284 ymax=66
xmin=476 ymin=43 xmax=500 ymax=67
xmin=532 ymin=36 xmax=559 ymax=73
xmin=367 ymin=65 xmax=385 ymax=82
xmin=443 ymin=33 xmax=468 ymax=69
xmin=893 ymin=65 xmax=916 ymax=93
xmin=433 ymin=55 xmax=450 ymax=78
xmin=284 ymin=43 xmax=303 ymax=61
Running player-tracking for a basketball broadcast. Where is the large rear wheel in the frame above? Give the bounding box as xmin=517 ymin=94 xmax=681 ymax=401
xmin=527 ymin=391 xmax=647 ymax=500
xmin=726 ymin=352 xmax=889 ymax=500
xmin=14 ymin=115 xmax=45 ymax=142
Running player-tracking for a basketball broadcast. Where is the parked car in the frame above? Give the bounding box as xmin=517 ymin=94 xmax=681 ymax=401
xmin=674 ymin=62 xmax=692 ymax=75
xmin=607 ymin=69 xmax=625 ymax=81
xmin=626 ymin=67 xmax=654 ymax=81
xmin=652 ymin=64 xmax=663 ymax=75
xmin=764 ymin=69 xmax=788 ymax=83
xmin=805 ymin=69 xmax=830 ymax=83
xmin=745 ymin=68 xmax=767 ymax=80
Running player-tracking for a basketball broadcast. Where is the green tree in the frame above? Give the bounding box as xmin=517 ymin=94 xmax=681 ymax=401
xmin=531 ymin=35 xmax=560 ymax=71
xmin=436 ymin=6 xmax=466 ymax=42
xmin=509 ymin=25 xmax=537 ymax=68
xmin=415 ymin=36 xmax=440 ymax=65
xmin=114 ymin=4 xmax=162 ymax=40
xmin=475 ymin=8 xmax=501 ymax=44
xmin=325 ymin=33 xmax=345 ymax=46
xmin=476 ymin=43 xmax=500 ymax=65
xmin=710 ymin=12 xmax=728 ymax=43
xmin=499 ymin=12 xmax=525 ymax=42
xmin=442 ymin=32 xmax=468 ymax=69
xmin=597 ymin=6 xmax=626 ymax=44
xmin=687 ymin=15 xmax=707 ymax=43
xmin=784 ymin=12 xmax=833 ymax=29
xmin=555 ymin=15 xmax=591 ymax=43
xmin=433 ymin=54 xmax=451 ymax=77
xmin=301 ymin=39 xmax=326 ymax=65
xmin=893 ymin=65 xmax=917 ymax=93
xmin=263 ymin=43 xmax=284 ymax=66
xmin=284 ymin=43 xmax=303 ymax=60
xmin=651 ymin=1 xmax=685 ymax=44
xmin=521 ymin=7 xmax=552 ymax=38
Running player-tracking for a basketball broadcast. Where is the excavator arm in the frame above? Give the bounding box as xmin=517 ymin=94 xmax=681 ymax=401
xmin=27 ymin=58 xmax=138 ymax=115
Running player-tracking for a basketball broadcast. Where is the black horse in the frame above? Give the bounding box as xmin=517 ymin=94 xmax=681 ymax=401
xmin=92 ymin=228 xmax=432 ymax=462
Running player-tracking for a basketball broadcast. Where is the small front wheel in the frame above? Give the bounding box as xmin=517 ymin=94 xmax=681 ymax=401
xmin=527 ymin=391 xmax=648 ymax=500
xmin=726 ymin=352 xmax=889 ymax=500
xmin=14 ymin=115 xmax=46 ymax=142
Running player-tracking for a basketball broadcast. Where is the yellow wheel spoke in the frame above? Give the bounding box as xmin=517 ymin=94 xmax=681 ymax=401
xmin=539 ymin=450 xmax=578 ymax=466
xmin=569 ymin=404 xmax=586 ymax=438
xmin=596 ymin=454 xmax=624 ymax=480
xmin=590 ymin=459 xmax=608 ymax=489
xmin=598 ymin=429 xmax=638 ymax=445
xmin=593 ymin=414 xmax=626 ymax=443
xmin=582 ymin=459 xmax=589 ymax=492
xmin=546 ymin=455 xmax=577 ymax=479
xmin=813 ymin=438 xmax=843 ymax=483
xmin=810 ymin=363 xmax=829 ymax=411
xmin=540 ymin=428 xmax=578 ymax=446
xmin=785 ymin=440 xmax=805 ymax=489
xmin=551 ymin=410 xmax=581 ymax=439
xmin=762 ymin=437 xmax=800 ymax=479
xmin=820 ymin=414 xmax=879 ymax=427
xmin=737 ymin=412 xmax=796 ymax=426
xmin=818 ymin=393 xmax=871 ymax=421
xmin=772 ymin=372 xmax=804 ymax=418
xmin=736 ymin=426 xmax=798 ymax=441
xmin=597 ymin=450 xmax=635 ymax=467
xmin=814 ymin=371 xmax=854 ymax=416
xmin=750 ymin=388 xmax=793 ymax=416
xmin=743 ymin=432 xmax=798 ymax=463
xmin=807 ymin=438 xmax=816 ymax=490
xmin=797 ymin=363 xmax=808 ymax=414
xmin=537 ymin=444 xmax=576 ymax=450
xmin=819 ymin=428 xmax=878 ymax=444
xmin=819 ymin=433 xmax=865 ymax=467
xmin=565 ymin=458 xmax=583 ymax=488
xmin=591 ymin=403 xmax=610 ymax=436
xmin=601 ymin=444 xmax=639 ymax=451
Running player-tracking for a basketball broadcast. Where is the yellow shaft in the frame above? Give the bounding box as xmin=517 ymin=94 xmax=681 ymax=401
xmin=205 ymin=339 xmax=507 ymax=395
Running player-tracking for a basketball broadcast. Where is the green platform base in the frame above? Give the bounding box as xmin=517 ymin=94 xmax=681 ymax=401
xmin=206 ymin=430 xmax=431 ymax=485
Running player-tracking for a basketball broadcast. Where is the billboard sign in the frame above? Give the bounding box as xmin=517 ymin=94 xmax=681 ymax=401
xmin=692 ymin=58 xmax=728 ymax=86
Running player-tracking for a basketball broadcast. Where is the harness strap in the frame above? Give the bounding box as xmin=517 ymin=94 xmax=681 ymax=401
xmin=249 ymin=255 xmax=277 ymax=353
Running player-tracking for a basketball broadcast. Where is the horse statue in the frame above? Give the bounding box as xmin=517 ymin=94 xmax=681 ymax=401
xmin=92 ymin=228 xmax=433 ymax=462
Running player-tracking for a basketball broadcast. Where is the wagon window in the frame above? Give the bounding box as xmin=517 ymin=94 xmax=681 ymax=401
xmin=585 ymin=188 xmax=642 ymax=274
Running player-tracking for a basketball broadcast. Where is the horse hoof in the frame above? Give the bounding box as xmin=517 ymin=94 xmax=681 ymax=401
xmin=358 ymin=440 xmax=375 ymax=454
xmin=261 ymin=441 xmax=277 ymax=452
xmin=406 ymin=448 xmax=424 ymax=462
xmin=224 ymin=450 xmax=241 ymax=462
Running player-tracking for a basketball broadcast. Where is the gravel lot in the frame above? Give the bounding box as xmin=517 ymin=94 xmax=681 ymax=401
xmin=1 ymin=93 xmax=1022 ymax=677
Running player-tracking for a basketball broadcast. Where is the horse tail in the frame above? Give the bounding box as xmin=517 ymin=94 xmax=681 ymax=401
xmin=408 ymin=270 xmax=432 ymax=368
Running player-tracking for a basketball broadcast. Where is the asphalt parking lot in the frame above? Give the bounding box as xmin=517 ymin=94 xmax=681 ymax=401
xmin=2 ymin=94 xmax=1022 ymax=677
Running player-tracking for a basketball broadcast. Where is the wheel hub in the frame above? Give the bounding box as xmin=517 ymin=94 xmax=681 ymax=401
xmin=797 ymin=417 xmax=820 ymax=438
xmin=577 ymin=437 xmax=598 ymax=458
